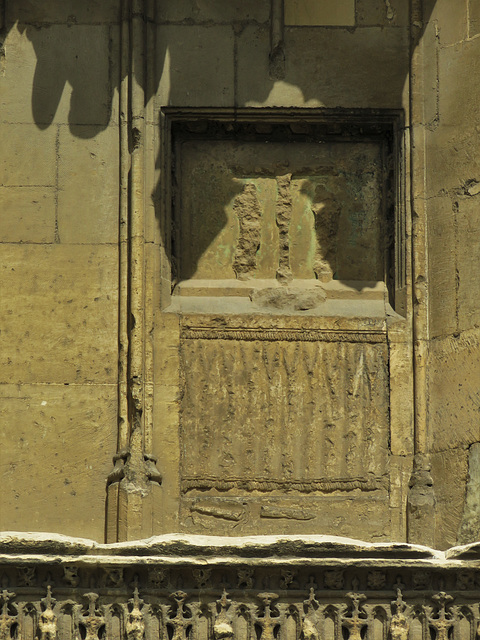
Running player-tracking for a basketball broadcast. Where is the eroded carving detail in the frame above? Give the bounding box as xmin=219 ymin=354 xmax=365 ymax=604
xmin=0 ymin=590 xmax=17 ymax=640
xmin=17 ymin=568 xmax=36 ymax=588
xmin=78 ymin=593 xmax=105 ymax=640
xmin=301 ymin=589 xmax=319 ymax=640
xmin=275 ymin=174 xmax=293 ymax=282
xmin=192 ymin=569 xmax=212 ymax=590
xmin=104 ymin=568 xmax=124 ymax=589
xmin=389 ymin=589 xmax=409 ymax=640
xmin=181 ymin=340 xmax=389 ymax=499
xmin=341 ymin=593 xmax=367 ymax=640
xmin=232 ymin=183 xmax=262 ymax=279
xmin=237 ymin=569 xmax=254 ymax=590
xmin=181 ymin=328 xmax=386 ymax=344
xmin=126 ymin=587 xmax=144 ymax=640
xmin=213 ymin=591 xmax=233 ymax=640
xmin=37 ymin=586 xmax=57 ymax=640
xmin=367 ymin=571 xmax=386 ymax=590
xmin=63 ymin=567 xmax=80 ymax=588
xmin=255 ymin=594 xmax=280 ymax=640
xmin=167 ymin=592 xmax=192 ymax=640
xmin=427 ymin=593 xmax=454 ymax=640
xmin=324 ymin=570 xmax=344 ymax=590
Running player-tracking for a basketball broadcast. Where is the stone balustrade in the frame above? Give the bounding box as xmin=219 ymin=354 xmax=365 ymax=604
xmin=1 ymin=534 xmax=480 ymax=640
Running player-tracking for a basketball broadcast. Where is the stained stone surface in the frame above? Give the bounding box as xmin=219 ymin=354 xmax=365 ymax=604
xmin=176 ymin=139 xmax=385 ymax=285
xmin=1 ymin=0 xmax=480 ymax=554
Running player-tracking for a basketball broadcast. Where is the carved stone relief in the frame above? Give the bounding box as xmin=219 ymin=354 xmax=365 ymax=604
xmin=160 ymin=111 xmax=407 ymax=539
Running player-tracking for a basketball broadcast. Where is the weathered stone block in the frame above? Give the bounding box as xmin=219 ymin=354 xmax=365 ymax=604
xmin=470 ymin=0 xmax=480 ymax=37
xmin=356 ymin=0 xmax=409 ymax=26
xmin=0 ymin=244 xmax=118 ymax=384
xmin=427 ymin=196 xmax=457 ymax=338
xmin=425 ymin=127 xmax=480 ymax=199
xmin=6 ymin=0 xmax=120 ymax=25
xmin=430 ymin=0 xmax=468 ymax=46
xmin=0 ymin=187 xmax=55 ymax=243
xmin=237 ymin=26 xmax=409 ymax=108
xmin=0 ymin=383 xmax=116 ymax=542
xmin=456 ymin=197 xmax=480 ymax=331
xmin=58 ymin=126 xmax=119 ymax=244
xmin=438 ymin=37 xmax=480 ymax=129
xmin=428 ymin=331 xmax=480 ymax=451
xmin=285 ymin=0 xmax=355 ymax=26
xmin=0 ymin=124 xmax=56 ymax=186
xmin=431 ymin=448 xmax=468 ymax=550
xmin=156 ymin=0 xmax=269 ymax=24
xmin=156 ymin=26 xmax=234 ymax=107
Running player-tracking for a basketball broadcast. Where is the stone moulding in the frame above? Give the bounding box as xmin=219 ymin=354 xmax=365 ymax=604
xmin=2 ymin=534 xmax=480 ymax=640
xmin=180 ymin=476 xmax=388 ymax=494
xmin=181 ymin=328 xmax=387 ymax=344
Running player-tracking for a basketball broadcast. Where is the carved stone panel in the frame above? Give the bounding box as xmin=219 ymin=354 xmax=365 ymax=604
xmin=159 ymin=111 xmax=408 ymax=539
xmin=178 ymin=330 xmax=390 ymax=536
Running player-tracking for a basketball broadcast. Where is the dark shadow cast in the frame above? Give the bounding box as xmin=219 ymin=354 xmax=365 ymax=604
xmin=1 ymin=3 xmax=438 ymax=291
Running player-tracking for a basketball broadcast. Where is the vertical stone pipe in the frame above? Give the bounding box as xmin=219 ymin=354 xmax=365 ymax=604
xmin=106 ymin=0 xmax=161 ymax=543
xmin=106 ymin=0 xmax=132 ymax=544
xmin=407 ymin=0 xmax=435 ymax=547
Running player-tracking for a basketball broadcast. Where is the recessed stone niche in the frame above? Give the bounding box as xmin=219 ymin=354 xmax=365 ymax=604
xmin=158 ymin=110 xmax=408 ymax=539
xmin=167 ymin=110 xmax=401 ymax=315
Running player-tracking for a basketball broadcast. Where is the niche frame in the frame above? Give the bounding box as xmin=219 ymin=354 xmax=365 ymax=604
xmin=159 ymin=107 xmax=406 ymax=315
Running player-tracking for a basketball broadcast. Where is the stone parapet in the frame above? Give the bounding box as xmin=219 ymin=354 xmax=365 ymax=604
xmin=1 ymin=534 xmax=480 ymax=640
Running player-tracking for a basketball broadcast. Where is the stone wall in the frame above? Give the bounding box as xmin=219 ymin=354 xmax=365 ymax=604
xmin=0 ymin=2 xmax=121 ymax=540
xmin=415 ymin=0 xmax=480 ymax=549
xmin=1 ymin=0 xmax=479 ymax=550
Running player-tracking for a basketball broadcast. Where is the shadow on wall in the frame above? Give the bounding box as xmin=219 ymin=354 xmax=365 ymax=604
xmin=1 ymin=1 xmax=437 ymax=283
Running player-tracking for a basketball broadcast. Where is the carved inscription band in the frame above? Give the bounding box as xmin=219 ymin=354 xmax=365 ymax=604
xmin=181 ymin=476 xmax=388 ymax=493
xmin=181 ymin=328 xmax=386 ymax=343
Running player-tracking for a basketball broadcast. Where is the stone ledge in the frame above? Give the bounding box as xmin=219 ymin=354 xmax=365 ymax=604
xmin=1 ymin=533 xmax=480 ymax=640
xmin=0 ymin=532 xmax=442 ymax=560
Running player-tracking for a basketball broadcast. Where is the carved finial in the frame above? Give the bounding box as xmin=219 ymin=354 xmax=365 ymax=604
xmin=0 ymin=591 xmax=15 ymax=617
xmin=214 ymin=590 xmax=233 ymax=640
xmin=390 ymin=588 xmax=409 ymax=640
xmin=0 ymin=589 xmax=17 ymax=640
xmin=168 ymin=591 xmax=192 ymax=640
xmin=342 ymin=593 xmax=368 ymax=640
xmin=255 ymin=594 xmax=280 ymax=640
xmin=302 ymin=588 xmax=319 ymax=640
xmin=79 ymin=593 xmax=105 ymax=640
xmin=126 ymin=585 xmax=145 ymax=640
xmin=428 ymin=593 xmax=454 ymax=640
xmin=38 ymin=586 xmax=57 ymax=640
